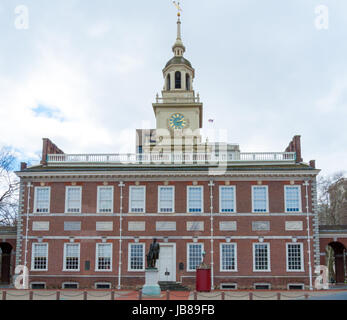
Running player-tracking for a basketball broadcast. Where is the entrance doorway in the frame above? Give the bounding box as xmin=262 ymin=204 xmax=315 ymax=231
xmin=0 ymin=242 xmax=13 ymax=284
xmin=326 ymin=241 xmax=346 ymax=284
xmin=158 ymin=244 xmax=176 ymax=282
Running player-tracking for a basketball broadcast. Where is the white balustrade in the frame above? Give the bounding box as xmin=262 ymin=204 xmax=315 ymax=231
xmin=46 ymin=152 xmax=296 ymax=164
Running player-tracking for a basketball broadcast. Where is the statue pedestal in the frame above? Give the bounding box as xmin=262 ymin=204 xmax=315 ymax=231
xmin=142 ymin=268 xmax=161 ymax=296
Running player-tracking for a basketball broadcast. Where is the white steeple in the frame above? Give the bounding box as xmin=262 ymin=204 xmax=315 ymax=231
xmin=172 ymin=14 xmax=186 ymax=57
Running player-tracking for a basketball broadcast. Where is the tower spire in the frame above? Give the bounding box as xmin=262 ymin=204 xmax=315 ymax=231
xmin=172 ymin=1 xmax=185 ymax=56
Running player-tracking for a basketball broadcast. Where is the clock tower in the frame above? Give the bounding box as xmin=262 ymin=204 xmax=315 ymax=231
xmin=143 ymin=12 xmax=207 ymax=154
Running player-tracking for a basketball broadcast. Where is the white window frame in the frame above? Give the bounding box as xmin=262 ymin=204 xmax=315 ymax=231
xmin=286 ymin=242 xmax=304 ymax=272
xmin=31 ymin=243 xmax=48 ymax=271
xmin=219 ymin=186 xmax=236 ymax=213
xmin=186 ymin=243 xmax=204 ymax=272
xmin=220 ymin=242 xmax=238 ymax=272
xmin=65 ymin=186 xmax=82 ymax=213
xmin=94 ymin=282 xmax=112 ymax=289
xmin=128 ymin=243 xmax=145 ymax=272
xmin=284 ymin=185 xmax=302 ymax=213
xmin=62 ymin=282 xmax=79 ymax=289
xmin=253 ymin=242 xmax=271 ymax=272
xmin=287 ymin=283 xmax=305 ymax=290
xmin=30 ymin=282 xmax=46 ymax=289
xmin=254 ymin=283 xmax=271 ymax=290
xmin=129 ymin=186 xmax=146 ymax=213
xmin=251 ymin=185 xmax=269 ymax=213
xmin=95 ymin=243 xmax=113 ymax=272
xmin=33 ymin=187 xmax=51 ymax=213
xmin=97 ymin=186 xmax=114 ymax=214
xmin=158 ymin=186 xmax=175 ymax=213
xmin=63 ymin=243 xmax=80 ymax=272
xmin=187 ymin=186 xmax=204 ymax=213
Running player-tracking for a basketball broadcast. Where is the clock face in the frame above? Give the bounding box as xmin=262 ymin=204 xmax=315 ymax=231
xmin=169 ymin=113 xmax=187 ymax=129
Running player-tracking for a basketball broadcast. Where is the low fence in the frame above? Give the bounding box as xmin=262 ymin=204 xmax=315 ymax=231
xmin=0 ymin=289 xmax=315 ymax=300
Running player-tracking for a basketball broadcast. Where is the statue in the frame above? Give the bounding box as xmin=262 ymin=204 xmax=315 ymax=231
xmin=146 ymin=238 xmax=160 ymax=268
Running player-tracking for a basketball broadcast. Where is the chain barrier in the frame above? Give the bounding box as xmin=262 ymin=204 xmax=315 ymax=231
xmin=252 ymin=293 xmax=278 ymax=299
xmin=224 ymin=292 xmax=250 ymax=298
xmin=86 ymin=292 xmax=112 ymax=298
xmin=32 ymin=292 xmax=57 ymax=297
xmin=170 ymin=292 xmax=190 ymax=298
xmin=114 ymin=292 xmax=137 ymax=298
xmin=6 ymin=292 xmax=30 ymax=297
xmin=196 ymin=292 xmax=222 ymax=299
xmin=60 ymin=292 xmax=84 ymax=297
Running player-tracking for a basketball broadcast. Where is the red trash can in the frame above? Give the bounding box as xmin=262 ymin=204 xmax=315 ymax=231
xmin=196 ymin=267 xmax=211 ymax=292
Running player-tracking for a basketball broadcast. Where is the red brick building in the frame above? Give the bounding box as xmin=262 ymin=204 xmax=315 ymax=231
xmin=12 ymin=13 xmax=322 ymax=291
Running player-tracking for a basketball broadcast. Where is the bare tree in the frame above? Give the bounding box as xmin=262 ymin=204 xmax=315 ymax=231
xmin=0 ymin=148 xmax=19 ymax=226
xmin=317 ymin=171 xmax=346 ymax=225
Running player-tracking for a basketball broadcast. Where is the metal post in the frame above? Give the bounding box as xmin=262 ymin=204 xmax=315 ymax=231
xmin=29 ymin=291 xmax=33 ymax=300
xmin=221 ymin=291 xmax=225 ymax=300
xmin=305 ymin=293 xmax=309 ymax=300
xmin=83 ymin=291 xmax=87 ymax=300
xmin=138 ymin=290 xmax=142 ymax=300
xmin=56 ymin=291 xmax=60 ymax=300
xmin=24 ymin=182 xmax=32 ymax=272
xmin=117 ymin=181 xmax=125 ymax=290
xmin=2 ymin=291 xmax=6 ymax=300
xmin=277 ymin=293 xmax=281 ymax=300
xmin=111 ymin=291 xmax=115 ymax=301
xmin=166 ymin=290 xmax=170 ymax=300
xmin=194 ymin=290 xmax=197 ymax=300
xmin=304 ymin=181 xmax=313 ymax=290
xmin=249 ymin=292 xmax=253 ymax=300
xmin=208 ymin=180 xmax=215 ymax=290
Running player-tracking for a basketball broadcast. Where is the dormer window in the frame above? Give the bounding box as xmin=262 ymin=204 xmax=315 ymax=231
xmin=175 ymin=71 xmax=181 ymax=89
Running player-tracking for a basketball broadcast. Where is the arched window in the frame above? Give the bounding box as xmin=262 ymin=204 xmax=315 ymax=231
xmin=186 ymin=73 xmax=190 ymax=91
xmin=175 ymin=71 xmax=181 ymax=89
xmin=167 ymin=74 xmax=171 ymax=90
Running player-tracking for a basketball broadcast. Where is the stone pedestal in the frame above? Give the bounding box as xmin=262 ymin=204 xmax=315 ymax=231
xmin=142 ymin=268 xmax=161 ymax=296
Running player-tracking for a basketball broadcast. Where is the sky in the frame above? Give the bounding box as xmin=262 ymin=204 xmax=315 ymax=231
xmin=0 ymin=0 xmax=346 ymax=176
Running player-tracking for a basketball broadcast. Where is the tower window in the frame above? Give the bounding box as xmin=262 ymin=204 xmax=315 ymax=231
xmin=175 ymin=71 xmax=181 ymax=89
xmin=167 ymin=74 xmax=171 ymax=90
xmin=186 ymin=73 xmax=190 ymax=90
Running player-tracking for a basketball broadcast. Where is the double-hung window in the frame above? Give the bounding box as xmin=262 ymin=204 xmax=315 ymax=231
xmin=129 ymin=186 xmax=145 ymax=213
xmin=97 ymin=186 xmax=113 ymax=213
xmin=65 ymin=187 xmax=82 ymax=213
xmin=96 ymin=243 xmax=112 ymax=271
xmin=187 ymin=186 xmax=203 ymax=213
xmin=252 ymin=186 xmax=269 ymax=213
xmin=220 ymin=243 xmax=237 ymax=271
xmin=253 ymin=243 xmax=270 ymax=271
xmin=34 ymin=187 xmax=50 ymax=213
xmin=63 ymin=243 xmax=80 ymax=271
xmin=187 ymin=243 xmax=203 ymax=271
xmin=158 ymin=186 xmax=174 ymax=213
xmin=219 ymin=186 xmax=236 ymax=213
xmin=31 ymin=243 xmax=48 ymax=271
xmin=285 ymin=186 xmax=301 ymax=212
xmin=128 ymin=243 xmax=145 ymax=271
xmin=286 ymin=243 xmax=304 ymax=271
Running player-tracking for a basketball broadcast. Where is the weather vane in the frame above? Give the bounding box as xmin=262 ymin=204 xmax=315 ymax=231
xmin=172 ymin=1 xmax=182 ymax=16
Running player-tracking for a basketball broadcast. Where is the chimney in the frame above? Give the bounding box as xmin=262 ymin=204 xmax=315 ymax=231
xmin=309 ymin=160 xmax=316 ymax=169
xmin=20 ymin=162 xmax=27 ymax=171
xmin=285 ymin=135 xmax=303 ymax=163
xmin=41 ymin=138 xmax=64 ymax=165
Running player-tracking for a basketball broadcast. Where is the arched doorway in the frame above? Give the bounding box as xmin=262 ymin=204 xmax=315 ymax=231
xmin=0 ymin=243 xmax=12 ymax=284
xmin=326 ymin=241 xmax=346 ymax=284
